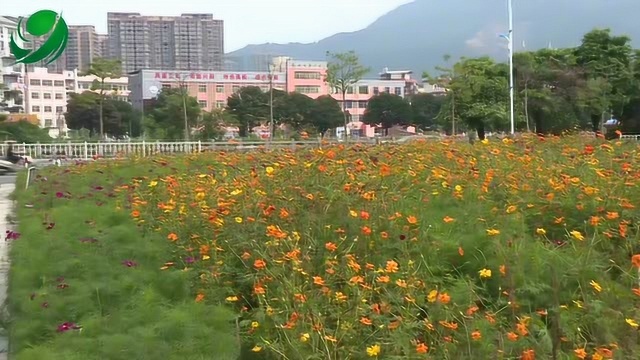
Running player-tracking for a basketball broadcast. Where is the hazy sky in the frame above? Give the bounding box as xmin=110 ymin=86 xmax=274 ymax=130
xmin=3 ymin=0 xmax=413 ymax=52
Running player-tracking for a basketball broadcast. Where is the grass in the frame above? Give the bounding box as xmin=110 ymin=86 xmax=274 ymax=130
xmin=6 ymin=135 xmax=640 ymax=359
xmin=7 ymin=165 xmax=240 ymax=360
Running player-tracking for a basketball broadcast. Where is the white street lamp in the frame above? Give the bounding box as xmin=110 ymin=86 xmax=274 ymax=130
xmin=500 ymin=0 xmax=515 ymax=135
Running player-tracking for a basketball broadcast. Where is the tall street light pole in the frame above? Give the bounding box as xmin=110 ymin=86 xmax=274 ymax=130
xmin=508 ymin=0 xmax=515 ymax=135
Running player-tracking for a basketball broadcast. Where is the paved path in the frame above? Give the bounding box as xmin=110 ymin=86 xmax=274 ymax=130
xmin=0 ymin=180 xmax=14 ymax=359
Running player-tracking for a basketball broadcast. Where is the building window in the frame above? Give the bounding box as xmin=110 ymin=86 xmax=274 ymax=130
xmin=294 ymin=86 xmax=320 ymax=94
xmin=294 ymin=71 xmax=321 ymax=80
xmin=347 ymin=86 xmax=354 ymax=94
xmin=216 ymin=100 xmax=225 ymax=108
xmin=32 ymin=106 xmax=40 ymax=112
xmin=373 ymin=87 xmax=379 ymax=95
xmin=42 ymin=80 xmax=53 ymax=86
xmin=344 ymin=101 xmax=353 ymax=109
xmin=44 ymin=119 xmax=53 ymax=127
xmin=232 ymin=85 xmax=240 ymax=93
xmin=198 ymin=84 xmax=207 ymax=93
xmin=29 ymin=79 xmax=41 ymax=86
xmin=43 ymin=93 xmax=51 ymax=99
xmin=54 ymin=80 xmax=64 ymax=87
xmin=216 ymin=85 xmax=224 ymax=93
xmin=55 ymin=93 xmax=64 ymax=100
xmin=56 ymin=106 xmax=64 ymax=113
xmin=44 ymin=106 xmax=52 ymax=112
xmin=385 ymin=87 xmax=390 ymax=93
xmin=395 ymin=87 xmax=402 ymax=96
xmin=198 ymin=100 xmax=207 ymax=108
xmin=358 ymin=101 xmax=367 ymax=108
xmin=358 ymin=86 xmax=368 ymax=94
xmin=31 ymin=92 xmax=39 ymax=99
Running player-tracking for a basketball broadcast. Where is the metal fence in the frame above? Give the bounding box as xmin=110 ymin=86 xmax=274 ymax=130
xmin=0 ymin=138 xmax=379 ymax=160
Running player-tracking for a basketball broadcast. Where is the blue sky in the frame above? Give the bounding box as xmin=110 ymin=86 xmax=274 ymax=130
xmin=3 ymin=0 xmax=412 ymax=52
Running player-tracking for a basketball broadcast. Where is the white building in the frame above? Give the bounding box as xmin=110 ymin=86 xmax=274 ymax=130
xmin=25 ymin=67 xmax=130 ymax=138
xmin=0 ymin=16 xmax=26 ymax=115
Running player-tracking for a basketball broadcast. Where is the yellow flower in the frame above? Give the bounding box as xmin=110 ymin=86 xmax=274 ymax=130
xmin=536 ymin=228 xmax=546 ymax=236
xmin=454 ymin=185 xmax=463 ymax=192
xmin=570 ymin=230 xmax=585 ymax=241
xmin=427 ymin=290 xmax=438 ymax=303
xmin=349 ymin=210 xmax=358 ymax=218
xmin=481 ymin=138 xmax=489 ymax=144
xmin=251 ymin=345 xmax=262 ymax=352
xmin=265 ymin=166 xmax=275 ymax=175
xmin=479 ymin=268 xmax=492 ymax=278
xmin=225 ymin=296 xmax=239 ymax=302
xmin=486 ymin=229 xmax=500 ymax=236
xmin=230 ymin=189 xmax=243 ymax=196
xmin=148 ymin=180 xmax=158 ymax=187
xmin=234 ymin=217 xmax=243 ymax=223
xmin=366 ymin=344 xmax=381 ymax=357
xmin=626 ymin=318 xmax=639 ymax=328
xmin=506 ymin=205 xmax=517 ymax=214
xmin=300 ymin=333 xmax=310 ymax=342
xmin=590 ymin=280 xmax=602 ymax=293
xmin=251 ymin=321 xmax=259 ymax=329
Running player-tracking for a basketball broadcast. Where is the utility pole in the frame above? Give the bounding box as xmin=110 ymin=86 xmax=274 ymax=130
xmin=176 ymin=74 xmax=190 ymax=141
xmin=508 ymin=0 xmax=515 ymax=135
xmin=269 ymin=63 xmax=274 ymax=145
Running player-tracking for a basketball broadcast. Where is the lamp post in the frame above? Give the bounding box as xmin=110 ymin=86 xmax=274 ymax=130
xmin=499 ymin=1 xmax=516 ymax=135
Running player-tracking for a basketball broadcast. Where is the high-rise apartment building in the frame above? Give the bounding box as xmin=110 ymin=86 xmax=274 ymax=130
xmin=107 ymin=12 xmax=224 ymax=73
xmin=27 ymin=25 xmax=105 ymax=73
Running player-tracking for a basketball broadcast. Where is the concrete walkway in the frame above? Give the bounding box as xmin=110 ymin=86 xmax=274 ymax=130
xmin=0 ymin=182 xmax=15 ymax=359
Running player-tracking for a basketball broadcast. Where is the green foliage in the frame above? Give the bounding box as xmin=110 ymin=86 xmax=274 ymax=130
xmin=85 ymin=58 xmax=123 ymax=139
xmin=9 ymin=161 xmax=241 ymax=359
xmin=309 ymin=95 xmax=343 ymax=135
xmin=0 ymin=120 xmax=52 ymax=143
xmin=147 ymin=87 xmax=201 ymax=140
xmin=410 ymin=93 xmax=445 ymax=130
xmin=362 ymin=92 xmax=412 ymax=131
xmin=326 ymin=51 xmax=370 ymax=134
xmin=65 ymin=91 xmax=137 ymax=138
xmin=226 ymin=86 xmax=269 ymax=137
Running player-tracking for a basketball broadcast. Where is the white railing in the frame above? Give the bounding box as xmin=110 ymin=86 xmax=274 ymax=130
xmin=620 ymin=134 xmax=640 ymax=141
xmin=0 ymin=138 xmax=379 ymax=160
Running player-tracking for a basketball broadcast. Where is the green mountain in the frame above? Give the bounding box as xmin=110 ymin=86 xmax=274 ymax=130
xmin=226 ymin=0 xmax=640 ymax=75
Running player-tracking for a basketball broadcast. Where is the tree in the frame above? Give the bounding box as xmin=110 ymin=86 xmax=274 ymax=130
xmin=424 ymin=54 xmax=457 ymax=134
xmin=195 ymin=109 xmax=237 ymax=140
xmin=448 ymin=57 xmax=509 ymax=140
xmin=575 ymin=29 xmax=634 ymax=134
xmin=65 ymin=91 xmax=134 ymax=138
xmin=0 ymin=120 xmax=52 ymax=143
xmin=226 ymin=86 xmax=269 ymax=137
xmin=325 ymin=51 xmax=370 ymax=141
xmin=147 ymin=87 xmax=201 ymax=140
xmin=410 ymin=93 xmax=445 ymax=130
xmin=274 ymin=92 xmax=315 ymax=130
xmin=85 ymin=58 xmax=123 ymax=139
xmin=309 ymin=95 xmax=344 ymax=136
xmin=362 ymin=93 xmax=412 ymax=134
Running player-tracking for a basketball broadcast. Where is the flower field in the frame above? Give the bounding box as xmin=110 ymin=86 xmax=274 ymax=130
xmin=8 ymin=136 xmax=640 ymax=359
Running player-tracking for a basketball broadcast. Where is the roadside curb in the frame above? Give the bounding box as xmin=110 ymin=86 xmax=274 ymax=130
xmin=0 ymin=183 xmax=15 ymax=359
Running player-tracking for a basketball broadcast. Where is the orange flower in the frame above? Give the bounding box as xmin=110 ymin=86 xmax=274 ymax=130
xmin=443 ymin=216 xmax=455 ymax=223
xmin=254 ymin=259 xmax=266 ymax=270
xmin=471 ymin=330 xmax=482 ymax=340
xmin=574 ymin=348 xmax=587 ymax=360
xmin=406 ymin=216 xmax=418 ymax=224
xmin=167 ymin=233 xmax=178 ymax=242
xmin=632 ymin=254 xmax=640 ymax=268
xmin=385 ymin=260 xmax=399 ymax=273
xmin=361 ymin=226 xmax=372 ymax=236
xmin=415 ymin=342 xmax=429 ymax=354
xmin=458 ymin=247 xmax=464 ymax=256
xmin=313 ymin=276 xmax=325 ymax=286
xmin=521 ymin=349 xmax=535 ymax=360
xmin=131 ymin=210 xmax=140 ymax=218
xmin=360 ymin=317 xmax=372 ymax=326
xmin=507 ymin=332 xmax=519 ymax=341
xmin=325 ymin=242 xmax=338 ymax=252
xmin=195 ymin=293 xmax=205 ymax=303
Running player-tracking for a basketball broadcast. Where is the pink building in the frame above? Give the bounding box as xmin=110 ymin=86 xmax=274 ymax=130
xmin=129 ymin=59 xmax=419 ymax=138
